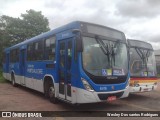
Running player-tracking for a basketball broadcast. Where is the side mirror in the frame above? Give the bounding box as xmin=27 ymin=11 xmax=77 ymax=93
xmin=76 ymin=36 xmax=83 ymax=52
xmin=72 ymin=29 xmax=83 ymax=52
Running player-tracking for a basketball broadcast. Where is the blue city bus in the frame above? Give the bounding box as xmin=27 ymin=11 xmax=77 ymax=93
xmin=128 ymin=39 xmax=158 ymax=93
xmin=2 ymin=21 xmax=130 ymax=104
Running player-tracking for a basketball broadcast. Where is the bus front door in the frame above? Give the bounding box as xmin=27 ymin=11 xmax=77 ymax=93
xmin=20 ymin=49 xmax=26 ymax=85
xmin=58 ymin=39 xmax=73 ymax=101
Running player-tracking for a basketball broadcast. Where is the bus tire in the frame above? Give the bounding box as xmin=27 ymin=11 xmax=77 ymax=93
xmin=44 ymin=81 xmax=49 ymax=98
xmin=11 ymin=74 xmax=17 ymax=87
xmin=48 ymin=81 xmax=58 ymax=104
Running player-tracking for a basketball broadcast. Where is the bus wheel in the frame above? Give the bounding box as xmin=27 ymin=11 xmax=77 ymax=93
xmin=11 ymin=75 xmax=17 ymax=87
xmin=48 ymin=82 xmax=58 ymax=104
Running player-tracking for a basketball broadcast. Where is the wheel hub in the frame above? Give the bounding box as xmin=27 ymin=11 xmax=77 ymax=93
xmin=49 ymin=87 xmax=55 ymax=97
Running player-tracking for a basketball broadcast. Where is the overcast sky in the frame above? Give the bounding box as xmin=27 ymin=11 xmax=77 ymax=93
xmin=1 ymin=0 xmax=160 ymax=50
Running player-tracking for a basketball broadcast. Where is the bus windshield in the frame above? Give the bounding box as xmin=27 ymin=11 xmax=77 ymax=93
xmin=82 ymin=37 xmax=128 ymax=77
xmin=130 ymin=48 xmax=157 ymax=77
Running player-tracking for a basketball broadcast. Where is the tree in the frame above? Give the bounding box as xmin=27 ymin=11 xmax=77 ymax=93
xmin=0 ymin=15 xmax=24 ymax=45
xmin=0 ymin=9 xmax=50 ymax=66
xmin=21 ymin=9 xmax=50 ymax=41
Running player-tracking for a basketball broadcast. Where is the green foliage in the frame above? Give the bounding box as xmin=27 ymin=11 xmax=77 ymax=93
xmin=0 ymin=9 xmax=50 ymax=66
xmin=21 ymin=10 xmax=50 ymax=38
xmin=0 ymin=69 xmax=6 ymax=83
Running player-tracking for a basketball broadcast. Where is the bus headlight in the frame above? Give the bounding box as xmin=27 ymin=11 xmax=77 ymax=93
xmin=81 ymin=78 xmax=94 ymax=92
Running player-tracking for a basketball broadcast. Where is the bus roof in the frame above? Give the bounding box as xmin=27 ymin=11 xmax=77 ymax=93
xmin=5 ymin=21 xmax=80 ymax=51
xmin=5 ymin=21 xmax=125 ymax=51
xmin=128 ymin=39 xmax=153 ymax=50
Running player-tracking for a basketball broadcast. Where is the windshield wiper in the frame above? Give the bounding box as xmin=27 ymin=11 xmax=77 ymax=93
xmin=146 ymin=50 xmax=151 ymax=61
xmin=135 ymin=48 xmax=150 ymax=62
xmin=95 ymin=36 xmax=108 ymax=55
xmin=95 ymin=36 xmax=111 ymax=67
xmin=111 ymin=39 xmax=120 ymax=66
xmin=95 ymin=36 xmax=119 ymax=67
xmin=135 ymin=48 xmax=144 ymax=60
xmin=135 ymin=48 xmax=151 ymax=75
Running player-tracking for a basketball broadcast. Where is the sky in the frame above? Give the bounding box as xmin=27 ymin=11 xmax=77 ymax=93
xmin=0 ymin=0 xmax=160 ymax=50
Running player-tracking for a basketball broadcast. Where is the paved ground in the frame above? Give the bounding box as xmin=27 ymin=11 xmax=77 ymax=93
xmin=0 ymin=81 xmax=160 ymax=120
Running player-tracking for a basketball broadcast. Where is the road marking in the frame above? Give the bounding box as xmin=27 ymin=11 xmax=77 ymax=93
xmin=119 ymin=100 xmax=156 ymax=111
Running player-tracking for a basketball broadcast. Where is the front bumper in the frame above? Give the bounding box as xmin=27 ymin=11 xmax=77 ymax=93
xmin=129 ymin=84 xmax=157 ymax=93
xmin=75 ymin=86 xmax=129 ymax=104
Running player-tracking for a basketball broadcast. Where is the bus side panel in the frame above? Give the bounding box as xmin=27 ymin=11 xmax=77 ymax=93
xmin=25 ymin=61 xmax=55 ymax=93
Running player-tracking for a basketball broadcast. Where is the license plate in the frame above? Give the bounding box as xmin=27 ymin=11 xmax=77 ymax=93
xmin=143 ymin=88 xmax=148 ymax=91
xmin=107 ymin=96 xmax=117 ymax=102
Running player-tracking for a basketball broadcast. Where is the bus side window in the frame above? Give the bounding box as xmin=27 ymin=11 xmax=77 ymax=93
xmin=45 ymin=36 xmax=56 ymax=60
xmin=10 ymin=49 xmax=19 ymax=63
xmin=27 ymin=43 xmax=33 ymax=61
xmin=34 ymin=42 xmax=39 ymax=60
xmin=33 ymin=40 xmax=44 ymax=61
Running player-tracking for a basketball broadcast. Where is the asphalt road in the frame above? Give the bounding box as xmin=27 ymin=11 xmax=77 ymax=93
xmin=0 ymin=81 xmax=160 ymax=120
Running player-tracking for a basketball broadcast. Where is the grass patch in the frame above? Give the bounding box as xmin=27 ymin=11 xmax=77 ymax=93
xmin=0 ymin=69 xmax=7 ymax=83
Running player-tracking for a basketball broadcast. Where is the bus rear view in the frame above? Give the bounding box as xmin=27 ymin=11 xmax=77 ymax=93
xmin=128 ymin=39 xmax=158 ymax=93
